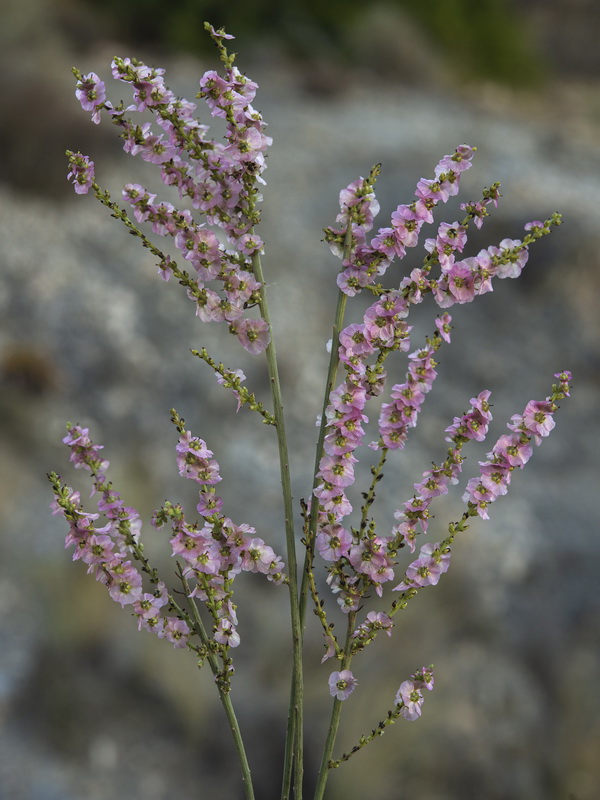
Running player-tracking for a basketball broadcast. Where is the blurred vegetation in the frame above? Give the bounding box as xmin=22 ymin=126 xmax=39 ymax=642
xmin=81 ymin=0 xmax=543 ymax=88
xmin=401 ymin=0 xmax=543 ymax=86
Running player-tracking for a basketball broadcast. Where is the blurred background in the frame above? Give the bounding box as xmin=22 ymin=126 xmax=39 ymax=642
xmin=1 ymin=0 xmax=599 ymax=798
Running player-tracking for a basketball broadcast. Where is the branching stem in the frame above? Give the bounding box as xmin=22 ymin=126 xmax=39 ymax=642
xmin=251 ymin=250 xmax=304 ymax=800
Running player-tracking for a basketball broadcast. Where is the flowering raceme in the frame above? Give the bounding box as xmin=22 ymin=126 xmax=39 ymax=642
xmin=50 ymin=22 xmax=572 ymax=800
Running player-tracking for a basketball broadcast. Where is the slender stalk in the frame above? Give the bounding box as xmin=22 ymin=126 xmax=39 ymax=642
xmin=328 ymin=703 xmax=405 ymax=768
xmin=251 ymin=251 xmax=304 ymax=800
xmin=358 ymin=447 xmax=388 ymax=532
xmin=179 ymin=571 xmax=256 ymax=800
xmin=299 ymin=226 xmax=353 ymax=625
xmin=313 ymin=612 xmax=356 ymax=800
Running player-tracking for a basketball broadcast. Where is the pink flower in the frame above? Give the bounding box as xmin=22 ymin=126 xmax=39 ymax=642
xmin=391 ymin=205 xmax=421 ymax=247
xmin=106 ymin=560 xmax=143 ymax=606
xmin=175 ymin=226 xmax=221 ymax=264
xmin=416 ymin=177 xmax=451 ymax=204
xmin=196 ymin=490 xmax=224 ymax=516
xmin=522 ymin=400 xmax=556 ymax=439
xmin=554 ymin=370 xmax=572 ymax=396
xmin=491 ymin=433 xmax=532 ymax=469
xmin=329 ymin=381 xmax=367 ymax=414
xmin=394 ymin=542 xmax=450 ymax=591
xmin=160 ymin=617 xmax=191 ymax=649
xmin=62 ymin=424 xmax=109 ymax=471
xmin=122 ymin=183 xmax=157 ymax=222
xmin=495 ymin=238 xmax=528 ymax=278
xmin=66 ymin=151 xmax=95 ymax=195
xmin=157 ymin=255 xmax=174 ymax=282
xmin=339 ymin=323 xmax=375 ymax=358
xmin=75 ymin=533 xmax=115 ymax=566
xmin=75 ymin=72 xmax=106 ymax=123
xmin=445 ymin=390 xmax=493 ymax=442
xmin=478 ymin=462 xmax=511 ymax=498
xmin=175 ymin=432 xmax=221 ymax=485
xmin=336 ymin=266 xmax=371 ymax=296
xmin=348 ymin=539 xmax=389 ymax=578
xmin=214 ymin=619 xmax=241 ymax=648
xmin=314 ymin=487 xmax=353 ymax=518
xmin=446 ymin=262 xmax=476 ymax=303
xmin=414 ymin=467 xmax=452 ymax=500
xmin=234 ymin=318 xmax=270 ymax=354
xmin=237 ymin=233 xmax=264 ymax=256
xmin=461 ymin=199 xmax=488 ymax=228
xmin=396 ymin=680 xmax=424 ymax=721
xmin=435 ymin=312 xmax=452 ymax=343
xmin=352 ymin=611 xmax=394 ymax=642
xmin=316 ymin=524 xmax=352 ymax=561
xmin=241 ymin=537 xmax=278 ymax=574
xmin=371 ymin=227 xmax=406 ymax=259
xmin=148 ymin=201 xmax=178 ymax=235
xmin=391 ymin=518 xmax=418 ymax=553
xmin=463 ymin=476 xmax=497 ymax=511
xmin=412 ymin=665 xmax=435 ymax=692
xmin=176 ymin=431 xmax=211 ymax=459
xmin=318 ymin=454 xmax=357 ymax=488
xmin=437 ymin=144 xmax=475 ymax=174
xmin=329 ymin=670 xmax=358 ymax=701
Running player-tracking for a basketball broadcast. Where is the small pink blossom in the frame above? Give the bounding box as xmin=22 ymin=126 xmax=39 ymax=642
xmin=396 ymin=680 xmax=424 ymax=721
xmin=337 ymin=267 xmax=370 ymax=296
xmin=495 ymin=238 xmax=528 ymax=278
xmin=329 ymin=670 xmax=358 ymax=701
xmin=491 ymin=433 xmax=533 ymax=469
xmin=394 ymin=543 xmax=450 ymax=591
xmin=522 ymin=400 xmax=556 ymax=439
xmin=391 ymin=205 xmax=421 ymax=247
xmin=446 ymin=262 xmax=476 ymax=303
xmin=160 ymin=617 xmax=191 ymax=649
xmin=237 ymin=233 xmax=264 ymax=256
xmin=214 ymin=619 xmax=241 ymax=648
xmin=316 ymin=524 xmax=352 ymax=561
xmin=339 ymin=323 xmax=375 ymax=358
xmin=67 ymin=152 xmax=95 ymax=195
xmin=106 ymin=560 xmax=143 ymax=606
xmin=241 ymin=537 xmax=278 ymax=574
xmin=435 ymin=313 xmax=452 ymax=343
xmin=318 ymin=454 xmax=357 ymax=488
xmin=75 ymin=72 xmax=106 ymax=123
xmin=234 ymin=318 xmax=270 ymax=354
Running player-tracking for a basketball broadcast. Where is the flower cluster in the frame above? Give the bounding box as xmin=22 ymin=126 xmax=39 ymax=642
xmin=55 ymin=24 xmax=573 ymax=787
xmin=152 ymin=415 xmax=286 ymax=650
xmin=374 ymin=315 xmax=452 ymax=451
xmin=391 ymin=372 xmax=571 ymax=599
xmin=395 ymin=665 xmax=435 ymax=721
xmin=70 ymin=24 xmax=272 ymax=354
xmin=324 ymin=145 xmax=477 ymax=295
xmin=392 ymin=389 xmax=493 ymax=559
xmin=51 ymin=418 xmax=287 ymax=659
xmin=463 ymin=371 xmax=572 ymax=519
xmin=66 ymin=151 xmax=95 ymax=195
xmin=312 ymin=140 xmax=563 ymax=625
xmin=350 ymin=610 xmax=394 ymax=650
xmin=50 ymin=425 xmax=192 ymax=648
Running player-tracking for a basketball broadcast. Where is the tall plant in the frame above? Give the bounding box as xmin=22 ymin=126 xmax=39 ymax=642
xmin=50 ymin=23 xmax=571 ymax=800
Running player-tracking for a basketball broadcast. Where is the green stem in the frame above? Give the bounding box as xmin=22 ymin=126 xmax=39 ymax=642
xmin=179 ymin=571 xmax=256 ymax=800
xmin=251 ymin=251 xmax=304 ymax=800
xmin=328 ymin=703 xmax=405 ymax=768
xmin=313 ymin=612 xmax=356 ymax=800
xmin=358 ymin=447 xmax=388 ymax=533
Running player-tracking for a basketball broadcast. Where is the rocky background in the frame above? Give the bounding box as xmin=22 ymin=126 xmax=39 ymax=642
xmin=1 ymin=1 xmax=599 ymax=798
